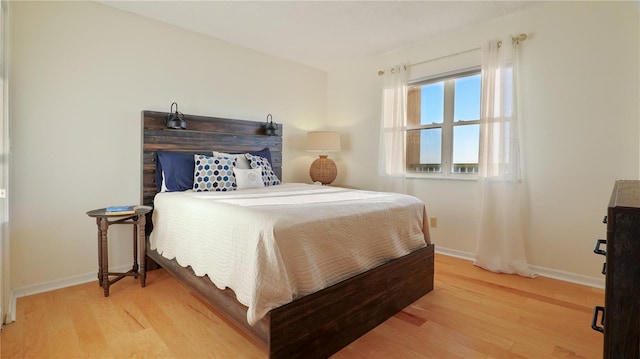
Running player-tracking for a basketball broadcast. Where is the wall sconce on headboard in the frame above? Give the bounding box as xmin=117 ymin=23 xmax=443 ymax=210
xmin=166 ymin=102 xmax=186 ymax=129
xmin=263 ymin=113 xmax=278 ymax=136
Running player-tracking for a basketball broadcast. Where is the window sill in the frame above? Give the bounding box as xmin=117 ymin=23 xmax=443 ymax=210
xmin=405 ymin=173 xmax=478 ymax=181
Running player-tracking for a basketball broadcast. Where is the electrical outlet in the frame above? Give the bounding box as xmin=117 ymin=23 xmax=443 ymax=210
xmin=430 ymin=217 xmax=437 ymax=228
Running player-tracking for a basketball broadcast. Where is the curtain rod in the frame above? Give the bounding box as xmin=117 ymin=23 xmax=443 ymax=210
xmin=377 ymin=33 xmax=528 ymax=77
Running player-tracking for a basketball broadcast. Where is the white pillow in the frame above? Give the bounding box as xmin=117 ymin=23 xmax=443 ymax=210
xmin=234 ymin=167 xmax=265 ymax=189
xmin=212 ymin=151 xmax=250 ymax=169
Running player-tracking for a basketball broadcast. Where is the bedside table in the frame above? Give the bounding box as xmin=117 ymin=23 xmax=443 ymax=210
xmin=86 ymin=206 xmax=152 ymax=297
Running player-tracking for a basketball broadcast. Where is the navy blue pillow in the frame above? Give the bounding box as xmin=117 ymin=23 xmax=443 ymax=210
xmin=224 ymin=148 xmax=272 ymax=166
xmin=156 ymin=152 xmax=196 ymax=192
xmin=249 ymin=148 xmax=272 ymax=165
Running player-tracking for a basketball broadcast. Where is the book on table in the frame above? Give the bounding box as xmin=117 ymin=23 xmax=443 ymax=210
xmin=105 ymin=205 xmax=136 ymax=215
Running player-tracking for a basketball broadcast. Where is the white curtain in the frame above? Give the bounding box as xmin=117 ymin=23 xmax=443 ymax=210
xmin=474 ymin=38 xmax=536 ymax=278
xmin=378 ymin=64 xmax=408 ymax=193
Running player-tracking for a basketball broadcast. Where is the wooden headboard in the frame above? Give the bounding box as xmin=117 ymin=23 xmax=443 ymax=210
xmin=141 ymin=110 xmax=283 ymax=207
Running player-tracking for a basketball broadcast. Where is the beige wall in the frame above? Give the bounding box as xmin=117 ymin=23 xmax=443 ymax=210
xmin=7 ymin=1 xmax=326 ymax=292
xmin=7 ymin=0 xmax=639 ymax=307
xmin=327 ymin=1 xmax=639 ymax=284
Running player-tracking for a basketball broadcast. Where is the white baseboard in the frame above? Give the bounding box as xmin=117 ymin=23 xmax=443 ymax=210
xmin=435 ymin=246 xmax=605 ymax=289
xmin=7 ymin=264 xmax=132 ymax=323
xmin=435 ymin=247 xmax=476 ymax=261
xmin=529 ymin=264 xmax=605 ymax=289
xmin=7 ymin=292 xmax=14 ymax=324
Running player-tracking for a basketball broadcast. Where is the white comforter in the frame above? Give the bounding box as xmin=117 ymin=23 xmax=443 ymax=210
xmin=149 ymin=183 xmax=430 ymax=325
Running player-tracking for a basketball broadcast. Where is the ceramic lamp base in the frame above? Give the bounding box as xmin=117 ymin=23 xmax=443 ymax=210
xmin=310 ymin=155 xmax=337 ymax=185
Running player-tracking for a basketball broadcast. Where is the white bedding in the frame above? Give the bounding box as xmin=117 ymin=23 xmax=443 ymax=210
xmin=149 ymin=183 xmax=430 ymax=325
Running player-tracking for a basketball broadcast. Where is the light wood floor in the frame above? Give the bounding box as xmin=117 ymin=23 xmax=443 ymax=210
xmin=1 ymin=254 xmax=604 ymax=358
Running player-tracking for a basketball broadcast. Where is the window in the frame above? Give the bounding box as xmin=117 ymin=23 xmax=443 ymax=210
xmin=406 ymin=69 xmax=481 ymax=176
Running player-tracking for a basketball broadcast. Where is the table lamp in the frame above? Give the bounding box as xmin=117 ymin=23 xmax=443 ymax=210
xmin=307 ymin=131 xmax=341 ymax=185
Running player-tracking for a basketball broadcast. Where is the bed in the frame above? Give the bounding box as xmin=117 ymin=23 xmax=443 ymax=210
xmin=141 ymin=110 xmax=435 ymax=358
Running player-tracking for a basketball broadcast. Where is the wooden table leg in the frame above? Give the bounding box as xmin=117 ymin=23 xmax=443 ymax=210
xmin=99 ymin=218 xmax=110 ymax=297
xmin=139 ymin=214 xmax=146 ymax=287
xmin=96 ymin=218 xmax=103 ymax=286
xmin=132 ymin=222 xmax=139 ymax=278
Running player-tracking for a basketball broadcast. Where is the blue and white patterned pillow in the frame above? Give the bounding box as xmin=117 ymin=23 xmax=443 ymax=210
xmin=193 ymin=155 xmax=237 ymax=192
xmin=244 ymin=153 xmax=280 ymax=186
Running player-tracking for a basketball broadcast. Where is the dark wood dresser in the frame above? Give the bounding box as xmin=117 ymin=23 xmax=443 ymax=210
xmin=593 ymin=180 xmax=640 ymax=358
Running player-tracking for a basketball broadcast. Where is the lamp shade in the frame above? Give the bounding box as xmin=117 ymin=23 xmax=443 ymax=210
xmin=307 ymin=131 xmax=341 ymax=152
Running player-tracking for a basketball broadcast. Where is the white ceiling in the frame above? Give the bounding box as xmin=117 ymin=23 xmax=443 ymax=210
xmin=100 ymin=1 xmax=534 ymax=71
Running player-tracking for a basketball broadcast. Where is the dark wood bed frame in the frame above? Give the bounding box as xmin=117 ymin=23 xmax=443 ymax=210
xmin=141 ymin=110 xmax=435 ymax=358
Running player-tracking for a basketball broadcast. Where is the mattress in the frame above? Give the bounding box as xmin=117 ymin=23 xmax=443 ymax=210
xmin=149 ymin=183 xmax=430 ymax=325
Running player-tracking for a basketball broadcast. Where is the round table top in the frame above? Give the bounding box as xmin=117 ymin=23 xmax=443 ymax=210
xmin=86 ymin=205 xmax=152 ymax=218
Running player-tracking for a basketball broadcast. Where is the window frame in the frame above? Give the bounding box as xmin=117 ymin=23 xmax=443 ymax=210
xmin=406 ymin=67 xmax=481 ymax=180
